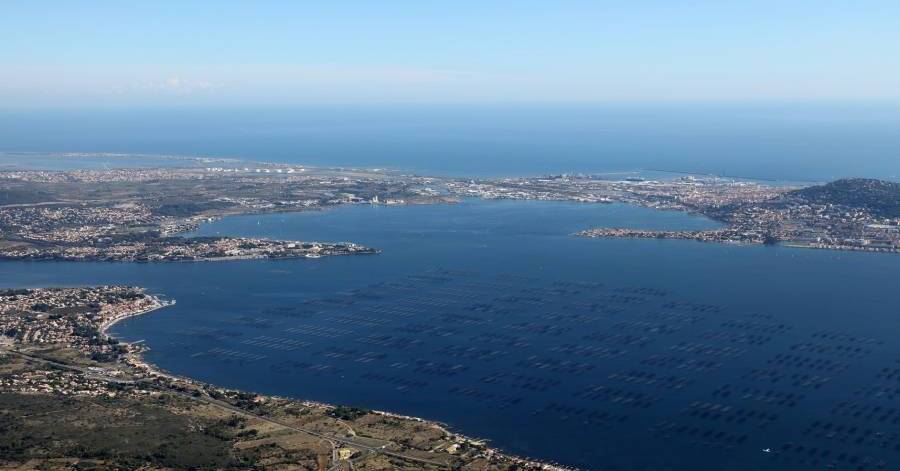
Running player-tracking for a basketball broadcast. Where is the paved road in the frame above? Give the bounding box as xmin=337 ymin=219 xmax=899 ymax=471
xmin=4 ymin=348 xmax=449 ymax=470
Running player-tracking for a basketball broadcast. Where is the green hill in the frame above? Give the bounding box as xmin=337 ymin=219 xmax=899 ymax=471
xmin=792 ymin=178 xmax=900 ymax=218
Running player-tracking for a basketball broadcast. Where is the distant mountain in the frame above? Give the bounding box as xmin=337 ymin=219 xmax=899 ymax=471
xmin=791 ymin=178 xmax=900 ymax=218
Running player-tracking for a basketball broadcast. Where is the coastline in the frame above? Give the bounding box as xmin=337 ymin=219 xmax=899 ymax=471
xmin=0 ymin=249 xmax=382 ymax=264
xmin=0 ymin=238 xmax=381 ymax=264
xmin=575 ymin=229 xmax=900 ymax=254
xmin=106 ymin=297 xmax=575 ymax=471
xmin=97 ymin=295 xmax=175 ymax=336
xmin=780 ymin=241 xmax=900 ymax=254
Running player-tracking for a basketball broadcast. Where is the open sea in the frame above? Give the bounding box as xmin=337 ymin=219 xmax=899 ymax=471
xmin=1 ymin=104 xmax=899 ymax=180
xmin=2 ymin=104 xmax=900 ymax=469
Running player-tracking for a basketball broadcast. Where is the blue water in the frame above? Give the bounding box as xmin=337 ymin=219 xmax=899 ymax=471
xmin=3 ymin=200 xmax=900 ymax=470
xmin=1 ymin=104 xmax=899 ymax=180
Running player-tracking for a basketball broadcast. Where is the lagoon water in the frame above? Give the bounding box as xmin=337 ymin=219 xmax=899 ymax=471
xmin=4 ymin=199 xmax=900 ymax=470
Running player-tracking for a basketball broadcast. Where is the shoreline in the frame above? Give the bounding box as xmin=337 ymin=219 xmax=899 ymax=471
xmin=0 ymin=236 xmax=381 ymax=264
xmin=97 ymin=295 xmax=175 ymax=337
xmin=576 ymin=229 xmax=900 ymax=254
xmin=0 ymin=250 xmax=382 ymax=264
xmin=105 ymin=296 xmax=575 ymax=471
xmin=780 ymin=241 xmax=900 ymax=254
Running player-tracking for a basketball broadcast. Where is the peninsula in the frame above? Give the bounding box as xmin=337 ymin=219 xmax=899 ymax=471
xmin=448 ymin=175 xmax=900 ymax=253
xmin=0 ymin=237 xmax=376 ymax=262
xmin=1 ymin=162 xmax=447 ymax=262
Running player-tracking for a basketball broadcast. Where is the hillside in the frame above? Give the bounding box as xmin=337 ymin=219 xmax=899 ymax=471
xmin=791 ymin=178 xmax=900 ymax=218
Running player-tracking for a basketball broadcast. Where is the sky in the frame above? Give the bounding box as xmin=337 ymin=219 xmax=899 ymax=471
xmin=2 ymin=1 xmax=900 ymax=107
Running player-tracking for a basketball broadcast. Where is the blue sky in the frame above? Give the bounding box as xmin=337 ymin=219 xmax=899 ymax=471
xmin=3 ymin=1 xmax=899 ymax=106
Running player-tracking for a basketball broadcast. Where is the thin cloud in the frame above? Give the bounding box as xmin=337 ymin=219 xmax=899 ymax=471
xmin=160 ymin=77 xmax=216 ymax=94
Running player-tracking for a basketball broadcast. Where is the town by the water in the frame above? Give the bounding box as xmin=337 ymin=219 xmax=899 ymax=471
xmin=2 ymin=155 xmax=898 ymax=261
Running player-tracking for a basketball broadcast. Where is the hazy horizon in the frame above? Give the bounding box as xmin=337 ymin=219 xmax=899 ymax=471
xmin=4 ymin=1 xmax=900 ymax=107
xmin=2 ymin=103 xmax=898 ymax=181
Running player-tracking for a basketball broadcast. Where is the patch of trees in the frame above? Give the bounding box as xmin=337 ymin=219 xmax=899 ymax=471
xmin=30 ymin=303 xmax=51 ymax=312
xmin=153 ymin=200 xmax=234 ymax=217
xmin=792 ymin=178 xmax=900 ymax=218
xmin=327 ymin=405 xmax=371 ymax=421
